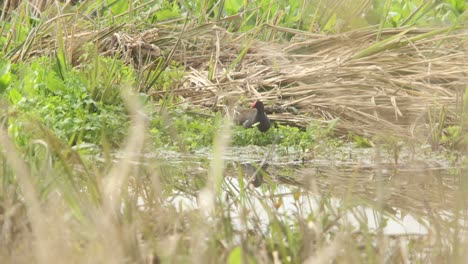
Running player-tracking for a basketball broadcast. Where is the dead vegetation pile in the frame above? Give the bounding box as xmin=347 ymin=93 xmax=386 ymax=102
xmin=7 ymin=17 xmax=468 ymax=140
xmin=180 ymin=26 xmax=468 ymax=140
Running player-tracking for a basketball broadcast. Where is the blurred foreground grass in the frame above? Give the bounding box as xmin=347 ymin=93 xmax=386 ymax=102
xmin=0 ymin=0 xmax=467 ymax=263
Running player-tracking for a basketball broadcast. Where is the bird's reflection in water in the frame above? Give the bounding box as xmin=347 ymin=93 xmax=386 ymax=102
xmin=240 ymin=162 xmax=269 ymax=188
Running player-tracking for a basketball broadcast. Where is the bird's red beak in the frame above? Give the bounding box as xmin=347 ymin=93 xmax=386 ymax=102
xmin=250 ymin=101 xmax=257 ymax=108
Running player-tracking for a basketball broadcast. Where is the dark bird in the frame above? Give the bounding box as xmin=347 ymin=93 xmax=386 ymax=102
xmin=235 ymin=100 xmax=271 ymax=132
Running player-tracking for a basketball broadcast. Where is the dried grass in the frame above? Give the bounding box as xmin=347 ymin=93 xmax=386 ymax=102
xmin=180 ymin=26 xmax=468 ymax=139
xmin=7 ymin=18 xmax=468 ymax=139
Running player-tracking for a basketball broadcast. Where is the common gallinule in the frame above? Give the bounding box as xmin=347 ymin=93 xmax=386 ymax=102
xmin=235 ymin=100 xmax=271 ymax=132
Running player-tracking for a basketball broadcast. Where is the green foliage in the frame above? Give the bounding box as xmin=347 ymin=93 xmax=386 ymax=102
xmin=232 ymin=124 xmax=276 ymax=146
xmin=151 ymin=1 xmax=182 ymax=22
xmin=441 ymin=125 xmax=468 ymax=152
xmin=378 ymin=135 xmax=404 ymax=165
xmin=373 ymin=0 xmax=467 ymax=27
xmin=148 ymin=108 xmax=338 ymax=152
xmin=351 ymin=133 xmax=373 ymax=148
xmin=276 ymin=124 xmax=314 ymax=151
xmin=446 ymin=85 xmax=468 ymax=152
xmin=107 ymin=0 xmax=129 ymax=15
xmin=146 ymin=64 xmax=186 ymax=93
xmin=427 ymin=104 xmax=447 ymax=150
xmin=227 ymin=246 xmax=255 ymax=264
xmin=6 ymin=57 xmax=129 ymax=147
xmin=224 ymin=0 xmax=243 ymax=15
xmin=232 ymin=120 xmax=336 ymax=152
xmin=173 ymin=0 xmax=468 ymax=35
xmin=78 ymin=44 xmax=135 ymax=105
xmin=149 ymin=109 xmax=221 ymax=151
xmin=0 ymin=59 xmax=12 ymax=95
xmin=178 ymin=0 xmax=315 ymax=33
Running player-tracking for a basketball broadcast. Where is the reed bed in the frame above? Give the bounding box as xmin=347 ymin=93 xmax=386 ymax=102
xmin=8 ymin=17 xmax=468 ymax=139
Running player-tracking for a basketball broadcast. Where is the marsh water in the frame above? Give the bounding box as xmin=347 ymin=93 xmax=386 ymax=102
xmin=119 ymin=143 xmax=467 ymax=241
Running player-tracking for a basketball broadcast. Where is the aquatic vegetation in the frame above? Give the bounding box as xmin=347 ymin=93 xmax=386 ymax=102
xmin=0 ymin=0 xmax=467 ymax=263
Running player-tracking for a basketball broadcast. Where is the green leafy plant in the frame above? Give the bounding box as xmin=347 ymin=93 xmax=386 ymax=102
xmin=6 ymin=56 xmax=129 ymax=147
xmin=151 ymin=1 xmax=182 ymax=22
xmin=441 ymin=125 xmax=468 ymax=153
xmin=149 ymin=108 xmax=221 ymax=151
xmin=351 ymin=133 xmax=373 ymax=148
xmin=373 ymin=0 xmax=467 ymax=27
xmin=0 ymin=59 xmax=12 ymax=95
